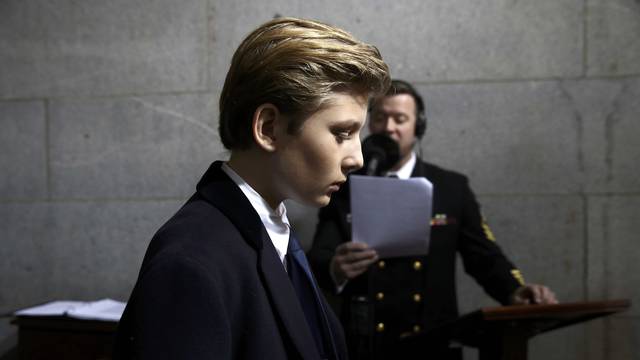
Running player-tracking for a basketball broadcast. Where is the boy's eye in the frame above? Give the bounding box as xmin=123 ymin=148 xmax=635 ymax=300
xmin=333 ymin=130 xmax=353 ymax=142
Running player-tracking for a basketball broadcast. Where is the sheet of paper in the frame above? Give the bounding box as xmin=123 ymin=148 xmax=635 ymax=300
xmin=14 ymin=301 xmax=86 ymax=317
xmin=14 ymin=298 xmax=125 ymax=322
xmin=67 ymin=299 xmax=126 ymax=321
xmin=350 ymin=175 xmax=433 ymax=258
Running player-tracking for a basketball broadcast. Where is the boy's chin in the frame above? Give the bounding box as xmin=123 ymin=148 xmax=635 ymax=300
xmin=294 ymin=194 xmax=332 ymax=208
xmin=315 ymin=195 xmax=332 ymax=208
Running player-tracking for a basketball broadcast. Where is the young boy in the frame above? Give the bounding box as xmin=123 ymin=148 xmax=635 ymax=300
xmin=114 ymin=17 xmax=390 ymax=360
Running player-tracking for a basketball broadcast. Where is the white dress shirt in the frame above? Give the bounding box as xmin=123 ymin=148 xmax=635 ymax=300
xmin=385 ymin=151 xmax=416 ymax=180
xmin=221 ymin=163 xmax=290 ymax=265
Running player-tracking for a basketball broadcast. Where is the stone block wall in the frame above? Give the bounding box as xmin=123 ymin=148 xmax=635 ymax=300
xmin=1 ymin=1 xmax=638 ymax=358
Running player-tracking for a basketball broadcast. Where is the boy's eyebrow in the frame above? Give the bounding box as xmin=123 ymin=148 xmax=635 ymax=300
xmin=330 ymin=119 xmax=366 ymax=130
xmin=330 ymin=119 xmax=364 ymax=126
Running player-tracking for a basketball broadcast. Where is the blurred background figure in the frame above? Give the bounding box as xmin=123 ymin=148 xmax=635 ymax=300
xmin=308 ymin=80 xmax=557 ymax=360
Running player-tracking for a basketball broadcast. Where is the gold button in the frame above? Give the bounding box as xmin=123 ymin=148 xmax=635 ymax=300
xmin=413 ymin=293 xmax=422 ymax=302
xmin=378 ymin=260 xmax=386 ymax=269
xmin=413 ymin=260 xmax=422 ymax=271
xmin=376 ymin=292 xmax=385 ymax=301
xmin=376 ymin=323 xmax=385 ymax=332
xmin=413 ymin=324 xmax=421 ymax=333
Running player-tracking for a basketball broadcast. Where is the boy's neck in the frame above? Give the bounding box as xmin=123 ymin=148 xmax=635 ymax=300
xmin=227 ymin=150 xmax=281 ymax=210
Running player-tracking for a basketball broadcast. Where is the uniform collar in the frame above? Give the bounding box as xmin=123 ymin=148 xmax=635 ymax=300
xmin=386 ymin=152 xmax=416 ymax=179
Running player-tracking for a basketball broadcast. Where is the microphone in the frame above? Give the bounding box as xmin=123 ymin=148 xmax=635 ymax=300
xmin=361 ymin=134 xmax=400 ymax=176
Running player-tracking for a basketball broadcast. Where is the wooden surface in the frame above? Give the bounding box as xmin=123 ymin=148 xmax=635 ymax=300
xmin=411 ymin=299 xmax=631 ymax=360
xmin=12 ymin=316 xmax=117 ymax=360
xmin=11 ymin=300 xmax=632 ymax=360
xmin=452 ymin=299 xmax=631 ymax=345
xmin=479 ymin=299 xmax=631 ymax=321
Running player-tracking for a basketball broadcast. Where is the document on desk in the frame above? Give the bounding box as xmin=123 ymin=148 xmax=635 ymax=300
xmin=350 ymin=175 xmax=433 ymax=258
xmin=14 ymin=298 xmax=125 ymax=322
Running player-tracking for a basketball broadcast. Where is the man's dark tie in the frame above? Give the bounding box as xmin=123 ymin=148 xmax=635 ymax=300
xmin=285 ymin=233 xmax=336 ymax=359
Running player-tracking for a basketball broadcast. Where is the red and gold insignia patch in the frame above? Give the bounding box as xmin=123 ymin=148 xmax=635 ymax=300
xmin=430 ymin=214 xmax=457 ymax=226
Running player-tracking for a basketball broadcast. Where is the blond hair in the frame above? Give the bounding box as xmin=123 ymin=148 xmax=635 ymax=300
xmin=219 ymin=17 xmax=390 ymax=149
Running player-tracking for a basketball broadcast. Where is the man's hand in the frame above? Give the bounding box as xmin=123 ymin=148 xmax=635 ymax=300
xmin=510 ymin=284 xmax=558 ymax=305
xmin=330 ymin=242 xmax=378 ymax=285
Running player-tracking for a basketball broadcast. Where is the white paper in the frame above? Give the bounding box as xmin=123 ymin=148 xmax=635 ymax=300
xmin=14 ymin=301 xmax=85 ymax=317
xmin=14 ymin=298 xmax=125 ymax=322
xmin=67 ymin=299 xmax=126 ymax=321
xmin=350 ymin=175 xmax=433 ymax=258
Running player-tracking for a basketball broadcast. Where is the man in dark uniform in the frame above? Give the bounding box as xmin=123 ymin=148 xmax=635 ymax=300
xmin=307 ymin=80 xmax=557 ymax=360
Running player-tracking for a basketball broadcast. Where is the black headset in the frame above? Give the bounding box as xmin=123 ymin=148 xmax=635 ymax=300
xmin=389 ymin=79 xmax=428 ymax=139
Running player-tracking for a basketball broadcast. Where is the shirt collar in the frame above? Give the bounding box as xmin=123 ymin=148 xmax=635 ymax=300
xmin=386 ymin=152 xmax=416 ymax=179
xmin=220 ymin=163 xmax=290 ymax=229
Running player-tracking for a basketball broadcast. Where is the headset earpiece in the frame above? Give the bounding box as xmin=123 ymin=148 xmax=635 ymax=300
xmin=415 ymin=110 xmax=427 ymax=139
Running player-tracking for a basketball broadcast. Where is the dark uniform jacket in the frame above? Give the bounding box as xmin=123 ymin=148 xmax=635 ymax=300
xmin=308 ymin=158 xmax=523 ymax=359
xmin=114 ymin=161 xmax=347 ymax=360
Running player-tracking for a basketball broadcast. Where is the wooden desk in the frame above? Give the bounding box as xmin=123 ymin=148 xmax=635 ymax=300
xmin=11 ymin=316 xmax=117 ymax=360
xmin=406 ymin=299 xmax=631 ymax=360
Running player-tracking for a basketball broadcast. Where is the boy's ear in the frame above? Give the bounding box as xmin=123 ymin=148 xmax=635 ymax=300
xmin=252 ymin=103 xmax=281 ymax=152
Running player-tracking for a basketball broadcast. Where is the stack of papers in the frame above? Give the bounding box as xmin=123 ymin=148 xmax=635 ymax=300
xmin=350 ymin=175 xmax=433 ymax=258
xmin=14 ymin=298 xmax=126 ymax=322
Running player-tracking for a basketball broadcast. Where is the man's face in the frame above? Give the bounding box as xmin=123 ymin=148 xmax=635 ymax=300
xmin=368 ymin=94 xmax=417 ymax=166
xmin=273 ymin=92 xmax=366 ymax=207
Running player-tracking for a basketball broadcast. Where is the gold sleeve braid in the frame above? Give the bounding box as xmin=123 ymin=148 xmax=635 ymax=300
xmin=482 ymin=216 xmax=525 ymax=286
xmin=481 ymin=217 xmax=496 ymax=242
xmin=510 ymin=269 xmax=526 ymax=286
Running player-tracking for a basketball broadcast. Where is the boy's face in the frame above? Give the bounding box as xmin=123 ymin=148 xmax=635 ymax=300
xmin=273 ymin=92 xmax=367 ymax=207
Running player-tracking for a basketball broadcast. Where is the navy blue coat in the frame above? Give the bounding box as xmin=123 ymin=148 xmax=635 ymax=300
xmin=114 ymin=161 xmax=347 ymax=360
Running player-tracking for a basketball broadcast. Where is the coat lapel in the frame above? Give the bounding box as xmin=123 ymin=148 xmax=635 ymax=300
xmin=196 ymin=161 xmax=320 ymax=360
xmin=410 ymin=158 xmax=426 ymax=178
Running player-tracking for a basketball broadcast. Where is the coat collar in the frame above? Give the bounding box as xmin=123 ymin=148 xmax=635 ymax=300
xmin=410 ymin=156 xmax=427 ymax=178
xmin=195 ymin=161 xmax=323 ymax=359
xmin=196 ymin=161 xmax=265 ymax=251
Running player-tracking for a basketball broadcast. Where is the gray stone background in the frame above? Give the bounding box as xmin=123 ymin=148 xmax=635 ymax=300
xmin=0 ymin=0 xmax=638 ymax=359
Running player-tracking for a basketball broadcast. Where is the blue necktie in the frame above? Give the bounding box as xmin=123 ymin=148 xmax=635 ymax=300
xmin=286 ymin=233 xmax=333 ymax=358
